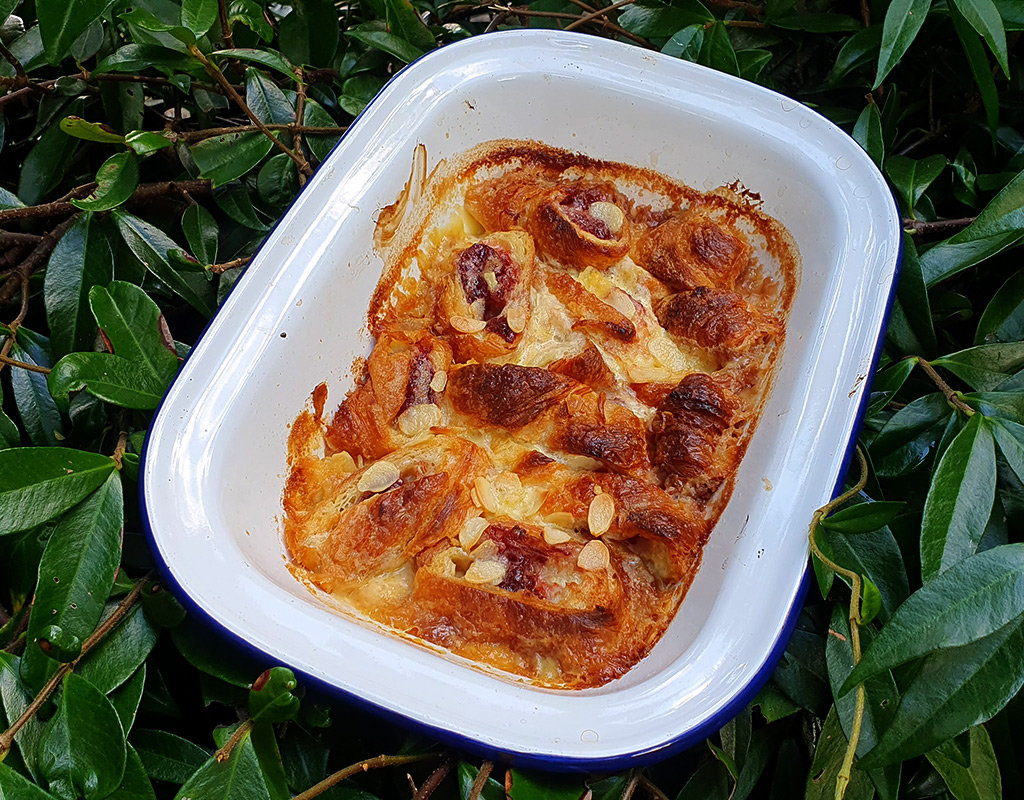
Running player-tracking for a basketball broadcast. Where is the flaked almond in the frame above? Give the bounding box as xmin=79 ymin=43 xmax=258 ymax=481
xmin=545 ymin=511 xmax=575 ymax=528
xmin=483 ymin=271 xmax=499 ymax=292
xmin=470 ymin=487 xmax=482 ymax=508
xmin=577 ymin=540 xmax=610 ymax=571
xmin=464 ymin=559 xmax=506 ymax=585
xmin=605 ymin=288 xmax=637 ymax=319
xmin=647 ymin=335 xmax=684 ymax=368
xmin=396 ymin=403 xmax=441 ymax=436
xmin=506 ymin=305 xmax=528 ymax=334
xmin=470 ymin=298 xmax=486 ymax=317
xmin=429 ymin=370 xmax=448 ymax=393
xmin=494 ymin=471 xmax=523 ymax=494
xmin=543 ymin=526 xmax=572 ymax=545
xmin=450 ymin=315 xmax=487 ymax=334
xmin=473 ymin=477 xmax=499 ymax=513
xmin=357 ymin=460 xmax=400 ymax=493
xmin=588 ymin=492 xmax=615 ymax=536
xmin=589 ymin=202 xmax=625 ymax=235
xmin=460 ymin=516 xmax=489 ymax=550
xmin=334 ymin=450 xmax=357 ymax=473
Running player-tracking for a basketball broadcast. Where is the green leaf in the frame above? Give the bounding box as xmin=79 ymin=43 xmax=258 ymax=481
xmin=43 ymin=214 xmax=114 ymax=358
xmin=93 ymin=44 xmax=201 ymax=74
xmin=89 ymin=281 xmax=180 ymax=384
xmin=0 ymin=653 xmax=48 ymax=781
xmin=932 ymin=343 xmax=1024 ymax=391
xmin=58 ymin=116 xmax=126 ymax=144
xmin=48 ymin=352 xmax=171 ymax=410
xmin=867 ymin=357 xmax=917 ymax=416
xmin=927 ymin=725 xmax=1002 ymax=800
xmin=279 ymin=0 xmax=341 ymax=65
xmin=951 ymin=2 xmax=1000 ymax=138
xmin=991 ymin=419 xmax=1024 ymax=485
xmin=700 ymin=21 xmax=739 ymax=77
xmin=951 ymin=0 xmax=1010 ymax=76
xmin=0 ymin=448 xmax=115 ymax=537
xmin=887 ymin=241 xmax=937 ymax=356
xmin=823 ymin=501 xmax=905 ymax=534
xmin=170 ymin=621 xmax=255 ymax=687
xmin=108 ymin=665 xmax=146 ymax=735
xmin=37 ymin=0 xmax=109 ymax=64
xmin=0 ymin=385 xmax=18 ymax=449
xmin=830 ymin=25 xmax=882 ymax=85
xmin=9 ymin=342 xmax=63 ymax=447
xmin=841 ymin=544 xmax=1024 ymax=695
xmin=382 ymin=0 xmax=434 ymax=53
xmin=120 ymin=8 xmax=196 ymax=46
xmin=26 ymin=471 xmax=121 ymax=667
xmin=508 ymin=770 xmax=585 ymax=800
xmin=214 ymin=184 xmax=270 ymax=231
xmin=0 ymin=762 xmax=57 ymax=799
xmin=885 ymin=154 xmax=947 ymax=218
xmin=181 ymin=0 xmax=219 ymax=36
xmin=921 ymin=168 xmax=1024 ymax=286
xmin=228 ymin=0 xmax=273 ymax=41
xmin=874 ymin=0 xmax=930 ymax=87
xmin=338 ymin=74 xmax=386 ymax=117
xmin=858 ymin=614 xmax=1024 ymax=767
xmin=871 ymin=392 xmax=952 ymax=476
xmin=182 ymin=204 xmax=220 ymax=266
xmin=805 ymin=708 xmax=875 ymax=800
xmin=976 ymin=268 xmax=1024 ymax=344
xmin=301 ymin=98 xmax=341 ymax=162
xmin=588 ymin=775 xmax=629 ymax=800
xmin=860 ymin=575 xmax=883 ymax=625
xmin=246 ymin=68 xmax=295 ymax=126
xmin=72 ymin=151 xmax=140 ymax=212
xmin=248 ymin=667 xmax=299 ymax=723
xmin=211 ymin=48 xmax=295 ymax=77
xmin=772 ymin=12 xmax=860 ymax=31
xmin=124 ymin=130 xmax=175 ymax=155
xmin=736 ymin=49 xmax=772 ymax=82
xmin=662 ymin=25 xmax=704 ymax=60
xmin=676 ymin=758 xmax=732 ymax=800
xmin=133 ymin=729 xmax=211 ymax=784
xmin=77 ymin=602 xmax=160 ymax=694
xmin=962 ymin=391 xmax=1024 ymax=422
xmin=191 ymin=131 xmax=275 ymax=187
xmin=257 ymin=153 xmax=298 ymax=206
xmin=17 ymin=101 xmax=83 ymax=205
xmin=106 ymin=745 xmax=157 ymax=800
xmin=173 ymin=732 xmax=272 ymax=800
xmin=249 ymin=723 xmax=289 ymax=800
xmin=112 ymin=210 xmax=216 ymax=316
xmin=820 ymin=524 xmax=909 ymax=624
xmin=345 ymin=24 xmax=425 ymax=64
xmin=39 ymin=672 xmax=127 ymax=800
xmin=921 ymin=413 xmax=997 ymax=579
xmin=618 ymin=0 xmax=712 ymax=38
xmin=458 ymin=762 xmax=505 ymax=800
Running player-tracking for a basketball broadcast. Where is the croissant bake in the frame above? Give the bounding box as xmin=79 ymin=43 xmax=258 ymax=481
xmin=283 ymin=140 xmax=799 ymax=689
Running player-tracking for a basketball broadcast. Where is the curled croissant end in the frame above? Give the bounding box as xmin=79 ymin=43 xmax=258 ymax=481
xmin=438 ymin=231 xmax=535 ymax=361
xmin=633 ymin=210 xmax=752 ymax=291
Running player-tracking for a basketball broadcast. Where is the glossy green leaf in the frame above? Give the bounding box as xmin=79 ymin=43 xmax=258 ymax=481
xmin=257 ymin=153 xmax=298 ymax=206
xmin=887 ymin=239 xmax=937 ymax=356
xmin=48 ymin=352 xmax=170 ymax=410
xmin=43 ymin=214 xmax=114 ymax=358
xmin=93 ymin=43 xmax=200 ymax=74
xmin=921 ymin=168 xmax=1024 ymax=286
xmin=0 ymin=653 xmax=47 ymax=781
xmin=112 ymin=210 xmax=216 ymax=316
xmin=133 ymin=728 xmax=211 ymax=784
xmin=874 ymin=0 xmax=930 ymax=88
xmin=676 ymin=757 xmax=732 ymax=800
xmin=181 ymin=0 xmax=219 ymax=36
xmin=951 ymin=0 xmax=1010 ymax=76
xmin=842 ymin=544 xmax=1024 ymax=694
xmin=246 ymin=68 xmax=295 ymax=127
xmin=108 ymin=665 xmax=146 ymax=735
xmin=951 ymin=2 xmax=1000 ymax=137
xmin=457 ymin=762 xmax=505 ymax=800
xmin=618 ymin=0 xmax=712 ymax=38
xmin=37 ymin=0 xmax=108 ymax=64
xmin=345 ymin=24 xmax=425 ymax=63
xmin=71 ymin=152 xmax=140 ymax=212
xmin=661 ymin=25 xmax=704 ymax=61
xmin=773 ymin=12 xmax=859 ymax=31
xmin=867 ymin=357 xmax=917 ymax=417
xmin=921 ymin=413 xmax=997 ymax=579
xmin=9 ymin=342 xmax=62 ymax=448
xmin=508 ymin=770 xmax=585 ymax=800
xmin=228 ymin=0 xmax=273 ymax=40
xmin=805 ymin=708 xmax=875 ymax=800
xmin=170 ymin=621 xmax=255 ymax=687
xmin=932 ymin=343 xmax=1024 ymax=391
xmin=280 ymin=0 xmax=341 ymax=65
xmin=182 ymin=204 xmax=219 ymax=266
xmin=120 ymin=8 xmax=196 ymax=46
xmin=191 ymin=131 xmax=274 ymax=187
xmin=737 ymin=50 xmax=771 ymax=82
xmin=77 ymin=602 xmax=159 ymax=694
xmin=26 ymin=471 xmax=121 ymax=668
xmin=0 ymin=448 xmax=115 ymax=537
xmin=0 ymin=383 xmax=18 ymax=449
xmin=17 ymin=102 xmax=83 ymax=205
xmin=301 ymin=98 xmax=341 ymax=162
xmin=0 ymin=185 xmax=26 ymax=210
xmin=872 ymin=392 xmax=952 ymax=476
xmin=58 ymin=116 xmax=125 ymax=144
xmin=211 ymin=48 xmax=295 ymax=77
xmin=249 ymin=723 xmax=289 ymax=800
xmin=90 ymin=281 xmax=180 ymax=384
xmin=382 ymin=0 xmax=433 ymax=52
xmin=976 ymin=268 xmax=1024 ymax=344
xmin=853 ymin=102 xmax=884 ymax=168
xmin=588 ymin=775 xmax=629 ymax=800
xmin=247 ymin=667 xmax=299 ymax=723
xmin=859 ymin=613 xmax=1024 ymax=767
xmin=124 ymin=130 xmax=174 ymax=155
xmin=39 ymin=672 xmax=127 ymax=800
xmin=830 ymin=25 xmax=882 ymax=84
xmin=173 ymin=732 xmax=271 ymax=800
xmin=927 ymin=725 xmax=1002 ymax=800
xmin=338 ymin=74 xmax=386 ymax=117
xmin=822 ymin=524 xmax=909 ymax=624
xmin=962 ymin=391 xmax=1024 ymax=422
xmin=824 ymin=501 xmax=904 ymax=534
xmin=214 ymin=184 xmax=270 ymax=231
xmin=106 ymin=745 xmax=157 ymax=800
xmin=0 ymin=762 xmax=57 ymax=799
xmin=886 ymin=154 xmax=947 ymax=218
xmin=699 ymin=21 xmax=738 ymax=76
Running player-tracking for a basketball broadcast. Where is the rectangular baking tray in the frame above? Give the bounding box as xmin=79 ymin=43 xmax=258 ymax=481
xmin=141 ymin=29 xmax=901 ymax=771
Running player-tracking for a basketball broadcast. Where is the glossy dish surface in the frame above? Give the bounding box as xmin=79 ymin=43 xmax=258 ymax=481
xmin=142 ymin=30 xmax=901 ymax=769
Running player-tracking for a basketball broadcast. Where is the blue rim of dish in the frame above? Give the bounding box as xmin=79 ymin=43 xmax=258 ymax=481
xmin=139 ymin=30 xmax=905 ymax=772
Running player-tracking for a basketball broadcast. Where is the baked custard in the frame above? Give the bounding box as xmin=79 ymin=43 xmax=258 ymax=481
xmin=283 ymin=140 xmax=799 ymax=689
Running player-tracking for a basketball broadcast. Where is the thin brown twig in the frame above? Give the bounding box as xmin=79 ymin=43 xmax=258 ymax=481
xmin=638 ymin=775 xmax=670 ymax=800
xmin=704 ymin=0 xmax=765 ymax=17
xmin=0 ymin=80 xmax=57 ymax=108
xmin=188 ymin=44 xmax=312 ymax=175
xmin=292 ymin=755 xmax=436 ymax=800
xmin=858 ymin=0 xmax=870 ymax=27
xmin=218 ymin=0 xmax=235 ymax=48
xmin=293 ymin=68 xmax=311 ymax=185
xmin=0 ymin=214 xmax=81 ymax=308
xmin=210 ymin=256 xmax=252 ymax=274
xmin=0 ymin=233 xmax=42 ymax=247
xmin=0 ymin=354 xmax=49 ymax=374
xmin=620 ymin=772 xmax=642 ymax=800
xmin=564 ymin=0 xmax=636 ymax=31
xmin=411 ymin=757 xmax=453 ymax=800
xmin=467 ymin=761 xmax=494 ymax=800
xmin=0 ymin=180 xmax=213 ymax=224
xmin=488 ymin=6 xmax=653 ymax=46
xmin=178 ymin=123 xmax=348 ymax=142
xmin=90 ymin=73 xmax=231 ymax=93
xmin=0 ymin=574 xmax=151 ymax=756
xmin=0 ymin=40 xmax=26 ymax=80
xmin=215 ymin=719 xmax=254 ymax=762
xmin=903 ymin=216 xmax=975 ymax=236
xmin=917 ymin=359 xmax=975 ymax=416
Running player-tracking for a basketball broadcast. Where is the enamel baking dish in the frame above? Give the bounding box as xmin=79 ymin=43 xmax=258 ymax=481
xmin=142 ymin=30 xmax=901 ymax=770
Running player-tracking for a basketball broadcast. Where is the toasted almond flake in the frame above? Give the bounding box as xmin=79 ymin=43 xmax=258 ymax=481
xmin=578 ymin=540 xmax=610 ymax=571
xmin=605 ymin=288 xmax=636 ymax=319
xmin=357 ymin=460 xmax=401 ymax=493
xmin=335 ymin=450 xmax=357 ymax=473
xmin=460 ymin=516 xmax=490 ymax=550
xmin=588 ymin=493 xmax=615 ymax=536
xmin=470 ymin=487 xmax=481 ymax=508
xmin=429 ymin=370 xmax=448 ymax=393
xmin=474 ymin=477 xmax=499 ymax=513
xmin=451 ymin=315 xmax=487 ymax=333
xmin=628 ymin=366 xmax=672 ymax=384
xmin=545 ymin=511 xmax=575 ymax=527
xmin=396 ymin=403 xmax=442 ymax=436
xmin=464 ymin=559 xmax=506 ymax=585
xmin=470 ymin=298 xmax=486 ymax=317
xmin=506 ymin=305 xmax=527 ymax=334
xmin=483 ymin=271 xmax=499 ymax=292
xmin=543 ymin=526 xmax=572 ymax=545
xmin=589 ymin=202 xmax=625 ymax=235
xmin=494 ymin=471 xmax=523 ymax=494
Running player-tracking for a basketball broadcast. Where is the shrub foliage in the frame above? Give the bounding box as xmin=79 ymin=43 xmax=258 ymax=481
xmin=1 ymin=0 xmax=1023 ymax=798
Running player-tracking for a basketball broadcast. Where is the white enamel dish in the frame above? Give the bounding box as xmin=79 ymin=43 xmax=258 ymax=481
xmin=142 ymin=30 xmax=901 ymax=770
